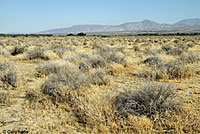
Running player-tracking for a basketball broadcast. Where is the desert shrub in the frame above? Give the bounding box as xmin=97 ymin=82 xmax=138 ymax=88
xmin=176 ymin=53 xmax=200 ymax=65
xmin=53 ymin=45 xmax=76 ymax=57
xmin=62 ymin=51 xmax=80 ymax=63
xmin=132 ymin=46 xmax=140 ymax=51
xmin=90 ymin=68 xmax=110 ymax=86
xmin=115 ymin=83 xmax=180 ymax=117
xmin=26 ymin=47 xmax=47 ymax=60
xmin=161 ymin=45 xmax=173 ymax=52
xmin=0 ymin=62 xmax=18 ymax=88
xmin=170 ymin=47 xmax=184 ymax=55
xmin=10 ymin=45 xmax=25 ymax=56
xmin=149 ymin=62 xmax=191 ymax=80
xmin=187 ymin=44 xmax=195 ymax=48
xmin=42 ymin=75 xmax=63 ymax=102
xmin=108 ymin=52 xmax=126 ymax=64
xmin=161 ymin=45 xmax=185 ymax=55
xmin=2 ymin=71 xmax=18 ymax=87
xmin=96 ymin=45 xmax=112 ymax=55
xmin=79 ymin=62 xmax=90 ymax=72
xmin=86 ymin=56 xmax=106 ymax=68
xmin=0 ymin=92 xmax=9 ymax=104
xmin=135 ymin=39 xmax=142 ymax=43
xmin=175 ymin=44 xmax=190 ymax=51
xmin=41 ymin=64 xmax=91 ymax=102
xmin=144 ymin=57 xmax=161 ymax=65
xmin=36 ymin=62 xmax=64 ymax=76
xmin=96 ymin=46 xmax=127 ymax=65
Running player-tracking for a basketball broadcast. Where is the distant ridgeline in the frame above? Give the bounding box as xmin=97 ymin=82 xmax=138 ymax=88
xmin=0 ymin=32 xmax=200 ymax=37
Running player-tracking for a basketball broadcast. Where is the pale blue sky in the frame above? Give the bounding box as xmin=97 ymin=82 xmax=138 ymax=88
xmin=0 ymin=0 xmax=200 ymax=33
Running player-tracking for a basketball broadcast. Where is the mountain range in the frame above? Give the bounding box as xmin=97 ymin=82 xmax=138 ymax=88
xmin=38 ymin=18 xmax=200 ymax=35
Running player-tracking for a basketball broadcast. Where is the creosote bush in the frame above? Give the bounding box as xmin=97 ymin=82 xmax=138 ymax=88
xmin=115 ymin=83 xmax=180 ymax=117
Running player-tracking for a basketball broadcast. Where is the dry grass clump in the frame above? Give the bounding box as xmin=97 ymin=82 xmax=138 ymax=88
xmin=0 ymin=61 xmax=18 ymax=89
xmin=114 ymin=83 xmax=180 ymax=117
xmin=107 ymin=63 xmax=125 ymax=76
xmin=43 ymin=50 xmax=59 ymax=60
xmin=0 ymin=47 xmax=11 ymax=57
xmin=90 ymin=68 xmax=110 ymax=86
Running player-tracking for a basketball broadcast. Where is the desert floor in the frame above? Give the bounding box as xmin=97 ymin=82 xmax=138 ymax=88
xmin=0 ymin=35 xmax=200 ymax=133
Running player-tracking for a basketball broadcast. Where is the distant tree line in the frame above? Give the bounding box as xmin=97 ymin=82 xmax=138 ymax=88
xmin=0 ymin=34 xmax=53 ymax=37
xmin=66 ymin=32 xmax=86 ymax=36
xmin=0 ymin=32 xmax=87 ymax=37
xmin=135 ymin=32 xmax=200 ymax=36
xmin=0 ymin=32 xmax=200 ymax=37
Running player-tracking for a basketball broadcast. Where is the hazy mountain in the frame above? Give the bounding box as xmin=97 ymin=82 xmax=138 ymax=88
xmin=38 ymin=18 xmax=200 ymax=34
xmin=173 ymin=18 xmax=200 ymax=27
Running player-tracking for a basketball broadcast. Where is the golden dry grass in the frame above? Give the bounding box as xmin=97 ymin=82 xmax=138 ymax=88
xmin=0 ymin=35 xmax=200 ymax=133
